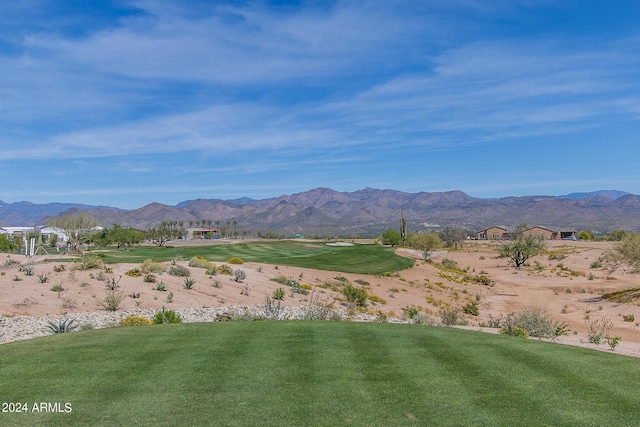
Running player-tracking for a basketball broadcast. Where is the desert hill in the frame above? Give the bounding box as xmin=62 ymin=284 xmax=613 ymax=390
xmin=2 ymin=188 xmax=639 ymax=235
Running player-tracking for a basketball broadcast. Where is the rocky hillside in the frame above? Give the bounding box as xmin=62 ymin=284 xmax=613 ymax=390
xmin=2 ymin=188 xmax=639 ymax=236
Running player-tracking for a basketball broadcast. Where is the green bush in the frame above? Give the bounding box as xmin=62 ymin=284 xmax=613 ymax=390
xmin=402 ymin=306 xmax=419 ymax=319
xmin=143 ymin=273 xmax=156 ymax=283
xmin=463 ymin=301 xmax=479 ymax=316
xmin=50 ymin=284 xmax=65 ymax=293
xmin=341 ymin=284 xmax=368 ymax=307
xmin=622 ymin=314 xmax=635 ymax=322
xmin=227 ymin=257 xmax=244 ymax=265
xmin=153 ymin=308 xmax=182 ymax=324
xmin=273 ymin=287 xmax=285 ymax=301
xmin=168 ymin=265 xmax=190 ymax=277
xmin=491 ymin=309 xmax=569 ymax=339
xmin=120 ymin=315 xmax=152 ymax=326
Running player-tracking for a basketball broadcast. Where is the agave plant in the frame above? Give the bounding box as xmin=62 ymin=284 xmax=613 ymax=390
xmin=45 ymin=318 xmax=78 ymax=334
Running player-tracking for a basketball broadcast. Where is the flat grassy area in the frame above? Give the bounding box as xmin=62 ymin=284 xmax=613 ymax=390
xmin=82 ymin=241 xmax=414 ymax=274
xmin=1 ymin=322 xmax=638 ymax=426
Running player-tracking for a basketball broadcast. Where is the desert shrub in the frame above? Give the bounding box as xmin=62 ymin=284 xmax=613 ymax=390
xmin=500 ymin=325 xmax=529 ymax=339
xmin=183 ymin=278 xmax=196 ymax=289
xmin=607 ymin=336 xmax=621 ymax=351
xmin=98 ymin=290 xmax=125 ymax=311
xmin=272 ymin=276 xmax=309 ymax=296
xmin=37 ymin=272 xmax=50 ymax=283
xmin=368 ymin=294 xmax=386 ymax=305
xmin=22 ymin=266 xmax=35 ymax=276
xmin=463 ymin=301 xmax=479 ymax=316
xmin=587 ymin=315 xmax=614 ymax=344
xmin=205 ymin=265 xmax=218 ymax=276
xmin=216 ymin=264 xmax=232 ymax=275
xmin=492 ymin=309 xmax=569 ymax=339
xmin=472 ymin=275 xmax=492 ymax=286
xmin=273 ymin=288 xmax=285 ymax=301
xmin=141 ymin=259 xmax=164 ymax=274
xmin=263 ymin=296 xmax=284 ymax=319
xmin=439 ymin=307 xmax=460 ymax=326
xmin=166 ymin=291 xmax=174 ymax=303
xmin=301 ymin=283 xmax=313 ymax=290
xmin=341 ymin=284 xmax=368 ymax=307
xmin=234 ymin=269 xmax=246 ymax=282
xmin=413 ymin=313 xmax=434 ymax=325
xmin=154 ymin=281 xmax=167 ymax=291
xmin=168 ymin=265 xmax=190 ymax=277
xmin=75 ymin=254 xmax=105 ymax=270
xmin=120 ymin=315 xmax=152 ymax=326
xmin=143 ymin=273 xmax=156 ymax=283
xmin=189 ymin=256 xmax=212 ymax=269
xmin=227 ymin=257 xmax=244 ymax=265
xmin=602 ymin=288 xmax=640 ymax=303
xmin=354 ymin=279 xmax=370 ymax=286
xmin=402 ymin=306 xmax=419 ymax=319
xmin=125 ymin=268 xmax=142 ymax=277
xmin=374 ymin=310 xmax=388 ymax=323
xmin=45 ymin=318 xmax=77 ymax=334
xmin=61 ymin=298 xmax=77 ymax=309
xmin=590 ymin=260 xmax=603 ymax=269
xmin=53 ymin=264 xmax=66 ymax=272
xmin=50 ymin=284 xmax=65 ymax=293
xmin=153 ymin=308 xmax=182 ymax=324
xmin=299 ymin=296 xmax=342 ymax=320
xmin=440 ymin=258 xmax=460 ymax=271
xmin=623 ymin=314 xmax=635 ymax=322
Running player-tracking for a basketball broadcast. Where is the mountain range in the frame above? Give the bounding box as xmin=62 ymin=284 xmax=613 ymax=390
xmin=1 ymin=188 xmax=639 ymax=236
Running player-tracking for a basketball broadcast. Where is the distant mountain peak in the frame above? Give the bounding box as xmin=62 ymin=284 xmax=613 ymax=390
xmin=558 ymin=190 xmax=630 ymax=200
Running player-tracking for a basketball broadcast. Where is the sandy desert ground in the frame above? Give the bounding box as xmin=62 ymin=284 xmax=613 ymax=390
xmin=1 ymin=239 xmax=640 ymax=357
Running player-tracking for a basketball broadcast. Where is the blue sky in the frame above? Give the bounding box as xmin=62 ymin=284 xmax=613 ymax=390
xmin=1 ymin=0 xmax=640 ymax=209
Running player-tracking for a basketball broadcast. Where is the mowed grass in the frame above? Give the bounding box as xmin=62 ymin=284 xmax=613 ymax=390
xmin=1 ymin=322 xmax=638 ymax=426
xmin=91 ymin=241 xmax=414 ymax=274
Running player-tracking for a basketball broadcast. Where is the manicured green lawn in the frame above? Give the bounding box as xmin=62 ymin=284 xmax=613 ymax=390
xmin=83 ymin=241 xmax=414 ymax=274
xmin=1 ymin=322 xmax=638 ymax=426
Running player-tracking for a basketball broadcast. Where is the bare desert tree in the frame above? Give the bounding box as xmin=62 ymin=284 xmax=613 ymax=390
xmin=48 ymin=212 xmax=100 ymax=251
xmin=498 ymin=225 xmax=545 ymax=268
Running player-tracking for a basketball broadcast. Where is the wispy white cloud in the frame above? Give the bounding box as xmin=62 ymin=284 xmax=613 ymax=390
xmin=1 ymin=1 xmax=640 ymax=206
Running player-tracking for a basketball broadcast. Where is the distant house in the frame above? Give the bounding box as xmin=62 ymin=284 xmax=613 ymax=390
xmin=523 ymin=226 xmax=557 ymax=240
xmin=188 ymin=227 xmax=220 ymax=240
xmin=476 ymin=226 xmax=508 ymax=240
xmin=477 ymin=225 xmax=577 ymax=240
